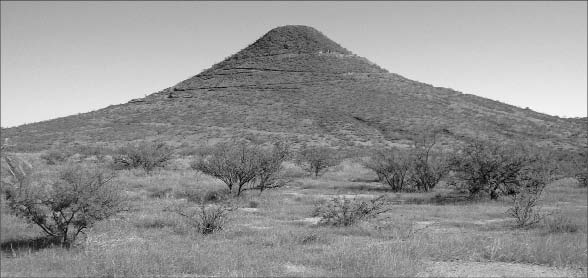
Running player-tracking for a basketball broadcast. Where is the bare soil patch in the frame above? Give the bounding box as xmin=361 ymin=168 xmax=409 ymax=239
xmin=419 ymin=260 xmax=585 ymax=277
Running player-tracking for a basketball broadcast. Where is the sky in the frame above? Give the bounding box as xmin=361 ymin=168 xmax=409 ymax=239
xmin=1 ymin=1 xmax=586 ymax=128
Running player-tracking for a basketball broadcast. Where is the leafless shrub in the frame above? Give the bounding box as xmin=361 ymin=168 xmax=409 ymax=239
xmin=364 ymin=130 xmax=447 ymax=192
xmin=506 ymin=189 xmax=544 ymax=228
xmin=113 ymin=141 xmax=173 ymax=173
xmin=363 ymin=149 xmax=412 ymax=192
xmin=505 ymin=161 xmax=553 ymax=228
xmin=252 ymin=142 xmax=290 ymax=193
xmin=409 ymin=154 xmax=446 ymax=192
xmin=407 ymin=131 xmax=448 ymax=192
xmin=314 ymin=195 xmax=390 ymax=226
xmin=174 ymin=188 xmax=231 ymax=203
xmin=2 ymin=163 xmax=126 ymax=247
xmin=167 ymin=203 xmax=233 ymax=235
xmin=191 ymin=141 xmax=290 ymax=196
xmin=295 ymin=146 xmax=338 ymax=177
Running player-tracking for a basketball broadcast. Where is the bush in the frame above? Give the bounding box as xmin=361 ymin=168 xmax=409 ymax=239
xmin=295 ymin=146 xmax=338 ymax=177
xmin=545 ymin=148 xmax=587 ymax=186
xmin=408 ymin=132 xmax=448 ymax=192
xmin=167 ymin=203 xmax=233 ymax=235
xmin=542 ymin=213 xmax=580 ymax=233
xmin=254 ymin=142 xmax=290 ymax=192
xmin=448 ymin=140 xmax=534 ymax=199
xmin=113 ymin=141 xmax=173 ymax=173
xmin=363 ymin=149 xmax=412 ymax=192
xmin=409 ymin=153 xmax=446 ymax=192
xmin=40 ymin=148 xmax=73 ymax=165
xmin=364 ymin=130 xmax=447 ymax=192
xmin=192 ymin=141 xmax=289 ymax=196
xmin=314 ymin=196 xmax=389 ymax=226
xmin=505 ymin=162 xmax=552 ymax=228
xmin=174 ymin=188 xmax=231 ymax=203
xmin=506 ymin=188 xmax=544 ymax=228
xmin=2 ymin=163 xmax=126 ymax=247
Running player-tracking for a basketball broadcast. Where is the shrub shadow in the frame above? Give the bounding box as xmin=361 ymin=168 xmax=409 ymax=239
xmin=341 ymin=183 xmax=391 ymax=193
xmin=1 ymin=236 xmax=62 ymax=255
xmin=404 ymin=193 xmax=473 ymax=205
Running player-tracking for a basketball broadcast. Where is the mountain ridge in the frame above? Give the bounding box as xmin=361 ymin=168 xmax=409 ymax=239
xmin=1 ymin=25 xmax=585 ymax=153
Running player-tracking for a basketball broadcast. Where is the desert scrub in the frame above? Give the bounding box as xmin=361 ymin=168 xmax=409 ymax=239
xmin=315 ymin=239 xmax=422 ymax=277
xmin=363 ymin=149 xmax=412 ymax=192
xmin=542 ymin=213 xmax=580 ymax=233
xmin=113 ymin=141 xmax=173 ymax=173
xmin=40 ymin=148 xmax=73 ymax=165
xmin=192 ymin=141 xmax=290 ymax=196
xmin=505 ymin=160 xmax=553 ymax=228
xmin=173 ymin=188 xmax=231 ymax=203
xmin=313 ymin=196 xmax=389 ymax=226
xmin=166 ymin=203 xmax=234 ymax=235
xmin=2 ymin=163 xmax=126 ymax=247
xmin=448 ymin=139 xmax=555 ymax=200
xmin=295 ymin=146 xmax=338 ymax=177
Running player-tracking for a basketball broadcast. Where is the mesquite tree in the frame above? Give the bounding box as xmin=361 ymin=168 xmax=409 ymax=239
xmin=448 ymin=139 xmax=547 ymax=199
xmin=363 ymin=149 xmax=412 ymax=192
xmin=408 ymin=131 xmax=447 ymax=192
xmin=2 ymin=161 xmax=126 ymax=247
xmin=295 ymin=146 xmax=338 ymax=178
xmin=192 ymin=141 xmax=290 ymax=196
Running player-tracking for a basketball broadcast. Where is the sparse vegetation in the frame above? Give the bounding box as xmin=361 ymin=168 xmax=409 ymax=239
xmin=448 ymin=140 xmax=539 ymax=199
xmin=72 ymin=144 xmax=111 ymax=162
xmin=572 ymin=152 xmax=588 ymax=187
xmin=543 ymin=213 xmax=580 ymax=233
xmin=167 ymin=203 xmax=233 ymax=235
xmin=505 ymin=160 xmax=553 ymax=228
xmin=313 ymin=196 xmax=389 ymax=226
xmin=408 ymin=131 xmax=448 ymax=192
xmin=1 ymin=154 xmax=586 ymax=277
xmin=506 ymin=186 xmax=545 ymax=228
xmin=1 ymin=25 xmax=586 ymax=277
xmin=113 ymin=141 xmax=173 ymax=173
xmin=363 ymin=146 xmax=446 ymax=192
xmin=252 ymin=142 xmax=291 ymax=192
xmin=192 ymin=142 xmax=290 ymax=196
xmin=363 ymin=149 xmax=412 ymax=191
xmin=40 ymin=148 xmax=73 ymax=165
xmin=2 ymin=163 xmax=126 ymax=247
xmin=295 ymin=146 xmax=338 ymax=177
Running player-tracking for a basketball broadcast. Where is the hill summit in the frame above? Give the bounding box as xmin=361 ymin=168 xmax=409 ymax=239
xmin=232 ymin=25 xmax=352 ymax=57
xmin=176 ymin=25 xmax=387 ymax=92
xmin=1 ymin=25 xmax=585 ymax=152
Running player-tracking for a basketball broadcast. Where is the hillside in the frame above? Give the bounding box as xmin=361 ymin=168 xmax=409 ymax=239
xmin=1 ymin=25 xmax=586 ymax=152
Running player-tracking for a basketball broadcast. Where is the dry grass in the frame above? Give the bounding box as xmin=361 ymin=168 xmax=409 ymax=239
xmin=1 ymin=159 xmax=586 ymax=277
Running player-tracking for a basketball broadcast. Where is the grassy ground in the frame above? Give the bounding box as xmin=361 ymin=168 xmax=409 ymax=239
xmin=1 ymin=158 xmax=587 ymax=277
